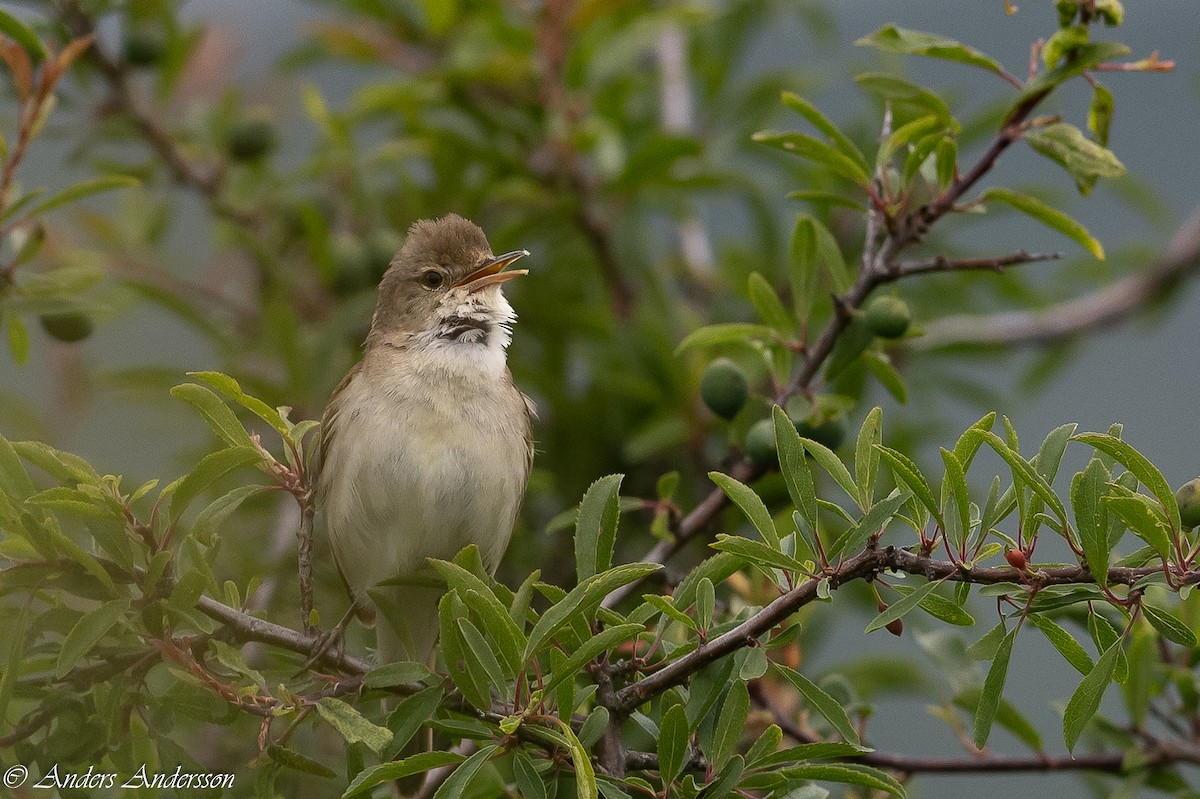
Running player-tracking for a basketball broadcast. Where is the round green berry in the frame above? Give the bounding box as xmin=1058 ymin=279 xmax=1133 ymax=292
xmin=225 ymin=117 xmax=277 ymax=162
xmin=39 ymin=312 xmax=94 ymax=343
xmin=700 ymin=358 xmax=749 ymax=420
xmin=124 ymin=26 xmax=167 ymax=67
xmin=745 ymin=418 xmax=777 ymax=467
xmin=1176 ymin=478 xmax=1200 ymax=529
xmin=864 ymin=295 xmax=912 ymax=339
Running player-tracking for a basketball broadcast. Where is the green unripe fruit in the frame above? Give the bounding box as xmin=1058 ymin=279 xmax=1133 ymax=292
xmin=745 ymin=419 xmax=777 ymax=467
xmin=225 ymin=117 xmax=277 ymax=162
xmin=124 ymin=26 xmax=168 ymax=67
xmin=39 ymin=312 xmax=93 ymax=343
xmin=1176 ymin=477 xmax=1200 ymax=529
xmin=864 ymin=296 xmax=912 ymax=339
xmin=700 ymin=358 xmax=749 ymax=419
xmin=794 ymin=416 xmax=846 ymax=451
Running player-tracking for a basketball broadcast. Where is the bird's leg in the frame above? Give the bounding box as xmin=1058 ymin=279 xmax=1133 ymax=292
xmin=296 ymin=602 xmax=360 ymax=675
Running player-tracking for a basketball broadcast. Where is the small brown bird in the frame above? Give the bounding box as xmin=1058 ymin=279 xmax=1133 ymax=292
xmin=315 ymin=215 xmax=534 ymax=664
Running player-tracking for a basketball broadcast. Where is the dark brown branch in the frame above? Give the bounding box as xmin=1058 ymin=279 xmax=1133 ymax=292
xmin=614 ymin=545 xmax=1194 ymax=714
xmin=918 ymin=205 xmax=1200 ymax=349
xmin=894 ymin=251 xmax=1062 ymax=278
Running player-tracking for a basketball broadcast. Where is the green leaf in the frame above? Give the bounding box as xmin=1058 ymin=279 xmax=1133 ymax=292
xmin=574 ymin=474 xmax=624 ymax=582
xmin=856 ymin=25 xmax=1005 ymax=75
xmin=828 ymin=489 xmax=910 ymax=559
xmin=709 ymin=680 xmax=749 ymax=771
xmin=431 ymin=744 xmax=500 ymax=799
xmin=873 ymin=444 xmax=943 ymax=527
xmin=457 ymin=617 xmax=510 ymax=692
xmin=56 ymin=598 xmax=129 ymax=677
xmin=267 ymin=744 xmax=337 ymax=779
xmin=1063 ymin=640 xmax=1120 ymax=751
xmin=973 ymin=627 xmax=1017 ymax=749
xmin=0 ymin=433 xmax=35 ymax=501
xmin=981 ymin=188 xmax=1104 ymax=259
xmin=1142 ymin=604 xmax=1197 ymax=647
xmin=167 ymin=445 xmax=261 ymax=522
xmin=854 ymin=407 xmax=883 ymax=506
xmin=384 ymin=686 xmax=443 ymax=757
xmin=789 ymin=215 xmax=820 ymax=326
xmin=6 ymin=314 xmax=29 ymax=365
xmin=192 ymin=485 xmax=267 ymax=545
xmin=774 ymin=407 xmax=818 ymax=527
xmin=876 ymin=115 xmax=948 ymax=169
xmin=658 ymin=703 xmax=690 ymax=783
xmin=1024 ymin=123 xmax=1125 ymax=195
xmin=1102 ymin=493 xmax=1173 ymax=560
xmin=940 ymin=448 xmax=970 ymax=551
xmin=547 ymin=717 xmax=598 ymax=799
xmin=344 ymin=752 xmax=465 ymax=799
xmin=22 ymin=176 xmax=139 ymax=220
xmin=512 ymin=751 xmax=549 ymax=799
xmin=1072 ymin=458 xmax=1111 ymax=585
xmin=712 ymin=534 xmax=809 ymax=575
xmin=771 ymin=663 xmax=860 ymax=745
xmin=824 ymin=318 xmax=873 ymax=381
xmin=748 ymin=272 xmax=795 ymax=336
xmin=1088 ymin=83 xmax=1114 ymax=146
xmin=1072 ymin=432 xmax=1181 ymax=534
xmin=316 ymin=697 xmax=393 ymax=755
xmin=863 ymin=351 xmax=908 ymax=405
xmin=954 ymin=688 xmax=1043 ymax=753
xmin=431 ymin=558 xmax=525 ymax=674
xmin=676 ymin=323 xmax=777 ymax=354
xmin=189 ymin=371 xmax=290 ymax=435
xmin=782 ymin=763 xmax=905 ymax=798
xmin=0 ymin=8 xmax=47 ymax=61
xmin=800 ymin=435 xmax=859 ymax=508
xmin=13 ymin=440 xmax=100 ymax=485
xmin=1028 ymin=613 xmax=1094 ymax=675
xmin=780 ymin=92 xmax=868 ymax=170
xmin=854 ymin=72 xmax=951 ymax=123
xmin=966 ymin=430 xmax=1068 ymax=525
xmin=752 ymin=131 xmax=872 ymax=186
xmin=894 ymin=583 xmax=975 ymax=626
xmin=1017 ymin=41 xmax=1131 ymax=107
xmin=523 ymin=563 xmax=660 ymax=660
xmin=865 ymin=579 xmax=943 ymax=633
xmin=710 ymin=471 xmax=779 ymax=548
xmin=539 ymin=623 xmax=644 ymax=697
xmin=170 ymin=383 xmax=253 ymax=448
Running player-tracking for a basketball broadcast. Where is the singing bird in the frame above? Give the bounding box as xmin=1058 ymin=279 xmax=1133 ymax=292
xmin=315 ymin=215 xmax=534 ymax=664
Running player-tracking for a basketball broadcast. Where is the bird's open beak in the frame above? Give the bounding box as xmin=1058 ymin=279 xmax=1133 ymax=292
xmin=454 ymin=249 xmax=530 ymax=291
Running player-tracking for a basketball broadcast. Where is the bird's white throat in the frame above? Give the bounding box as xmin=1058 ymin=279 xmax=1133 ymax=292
xmin=410 ymin=286 xmax=516 ymax=379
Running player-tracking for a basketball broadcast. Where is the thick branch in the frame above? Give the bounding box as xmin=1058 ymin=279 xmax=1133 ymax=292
xmin=918 ymin=206 xmax=1200 ymax=349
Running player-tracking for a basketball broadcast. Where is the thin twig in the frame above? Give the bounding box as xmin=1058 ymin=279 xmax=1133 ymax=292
xmin=917 ymin=206 xmax=1200 ymax=349
xmin=893 ymin=251 xmax=1062 ymax=278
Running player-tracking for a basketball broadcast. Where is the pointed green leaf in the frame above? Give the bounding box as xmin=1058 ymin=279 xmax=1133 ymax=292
xmin=747 ymin=272 xmax=795 ymax=335
xmin=189 ymin=371 xmax=289 ymax=435
xmin=801 ymin=436 xmax=859 ymax=508
xmin=170 ymin=383 xmax=253 ymax=448
xmin=783 ymin=763 xmax=905 ymax=798
xmin=1072 ymin=458 xmax=1111 ymax=584
xmin=431 ymin=744 xmax=500 ymax=799
xmin=1141 ymin=604 xmax=1196 ymax=647
xmin=828 ymin=489 xmax=910 ymax=559
xmin=1063 ymin=640 xmax=1120 ymax=751
xmin=780 ymin=92 xmax=868 ymax=169
xmin=863 ymin=351 xmax=908 ymax=404
xmin=539 ymin=623 xmax=644 ymax=697
xmin=712 ymin=535 xmax=809 ymax=574
xmin=709 ymin=471 xmax=779 ymax=548
xmin=167 ymin=445 xmax=261 ymax=522
xmin=940 ymin=449 xmax=970 ymax=551
xmin=981 ymin=188 xmax=1103 ymax=259
xmin=973 ymin=627 xmax=1017 ymax=749
xmin=344 ymin=751 xmax=464 ymax=799
xmin=855 ymin=72 xmax=951 ymax=123
xmin=1028 ymin=613 xmax=1094 ymax=675
xmin=874 ymin=444 xmax=943 ymax=526
xmin=316 ymin=697 xmax=393 ymax=755
xmin=773 ymin=406 xmax=817 ymax=527
xmin=854 ymin=407 xmax=883 ymax=506
xmin=0 ymin=8 xmax=47 ymax=61
xmin=574 ymin=474 xmax=624 ymax=581
xmin=771 ymin=663 xmax=860 ymax=745
xmin=1102 ymin=493 xmax=1173 ymax=560
xmin=56 ymin=598 xmax=129 ymax=677
xmin=752 ymin=131 xmax=872 ymax=186
xmin=1025 ymin=123 xmax=1125 ymax=195
xmin=857 ymin=25 xmax=1004 ymax=75
xmin=865 ymin=579 xmax=943 ymax=633
xmin=1088 ymin=83 xmax=1114 ymax=146
xmin=658 ymin=703 xmax=690 ymax=783
xmin=1072 ymin=432 xmax=1181 ymax=534
xmin=23 ymin=176 xmax=139 ymax=220
xmin=967 ymin=430 xmax=1068 ymax=524
xmin=676 ymin=323 xmax=777 ymax=354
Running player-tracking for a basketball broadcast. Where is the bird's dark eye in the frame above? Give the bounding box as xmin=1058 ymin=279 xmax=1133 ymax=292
xmin=419 ymin=269 xmax=445 ymax=290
